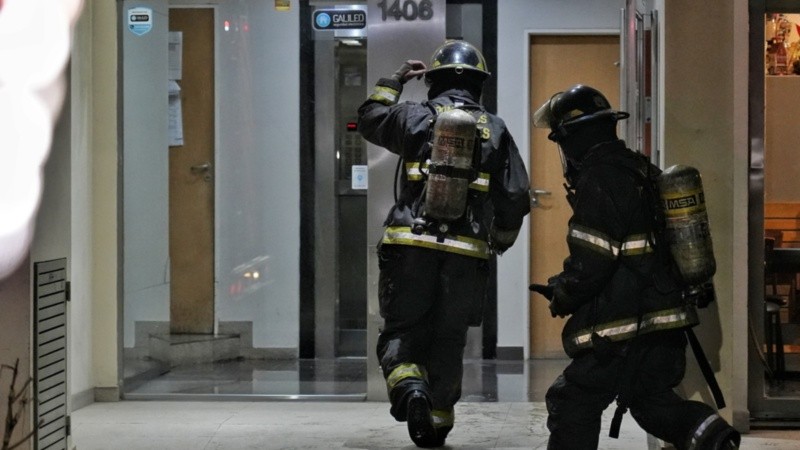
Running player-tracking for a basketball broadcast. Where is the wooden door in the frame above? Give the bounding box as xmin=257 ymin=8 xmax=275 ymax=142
xmin=169 ymin=8 xmax=215 ymax=334
xmin=529 ymin=35 xmax=620 ymax=357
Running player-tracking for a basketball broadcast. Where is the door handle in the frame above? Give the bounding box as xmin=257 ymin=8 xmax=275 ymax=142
xmin=190 ymin=162 xmax=211 ymax=173
xmin=531 ymin=188 xmax=552 ymax=208
xmin=190 ymin=162 xmax=212 ymax=181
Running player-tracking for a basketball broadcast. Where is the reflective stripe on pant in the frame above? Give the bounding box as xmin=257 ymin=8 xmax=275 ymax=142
xmin=376 ymin=244 xmax=488 ymax=420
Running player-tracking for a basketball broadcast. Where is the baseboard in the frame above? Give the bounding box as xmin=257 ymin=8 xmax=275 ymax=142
xmin=495 ymin=346 xmax=524 ymax=360
xmin=71 ymin=388 xmax=94 ymax=411
xmin=94 ymin=386 xmax=120 ymax=402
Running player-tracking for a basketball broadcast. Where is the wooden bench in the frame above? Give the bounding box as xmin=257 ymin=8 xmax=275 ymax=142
xmin=765 ymin=202 xmax=800 ymax=248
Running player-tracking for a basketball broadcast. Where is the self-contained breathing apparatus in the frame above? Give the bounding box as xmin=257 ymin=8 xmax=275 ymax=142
xmin=411 ymin=108 xmax=482 ymax=237
xmin=656 ymin=164 xmax=717 ymax=306
xmin=625 ymin=144 xmax=728 ymax=422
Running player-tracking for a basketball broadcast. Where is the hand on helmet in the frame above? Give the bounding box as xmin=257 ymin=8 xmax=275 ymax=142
xmin=392 ymin=60 xmax=427 ymax=84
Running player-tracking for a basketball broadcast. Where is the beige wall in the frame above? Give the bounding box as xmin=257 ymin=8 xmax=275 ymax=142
xmin=89 ymin=0 xmax=119 ymax=400
xmin=664 ymin=0 xmax=750 ymax=429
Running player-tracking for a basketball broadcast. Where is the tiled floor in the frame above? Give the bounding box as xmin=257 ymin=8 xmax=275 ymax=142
xmin=71 ymin=400 xmax=800 ymax=450
xmin=66 ymin=358 xmax=800 ymax=449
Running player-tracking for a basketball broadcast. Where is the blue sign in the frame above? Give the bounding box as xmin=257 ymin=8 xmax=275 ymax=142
xmin=315 ymin=12 xmax=332 ymax=29
xmin=313 ymin=9 xmax=366 ymax=30
xmin=127 ymin=7 xmax=153 ymax=36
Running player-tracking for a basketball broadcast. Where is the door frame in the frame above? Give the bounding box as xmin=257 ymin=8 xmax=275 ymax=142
xmin=748 ymin=0 xmax=800 ymax=421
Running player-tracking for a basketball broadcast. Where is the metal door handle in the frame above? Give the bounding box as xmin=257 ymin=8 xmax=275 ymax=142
xmin=531 ymin=188 xmax=552 ymax=208
xmin=190 ymin=162 xmax=212 ymax=181
xmin=190 ymin=162 xmax=211 ymax=173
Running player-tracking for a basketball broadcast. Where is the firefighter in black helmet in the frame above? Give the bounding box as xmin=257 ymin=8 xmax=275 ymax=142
xmin=530 ymin=84 xmax=740 ymax=449
xmin=357 ymin=40 xmax=530 ymax=448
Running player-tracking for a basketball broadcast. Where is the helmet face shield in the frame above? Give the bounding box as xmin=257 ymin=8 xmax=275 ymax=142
xmin=532 ymin=93 xmax=561 ymax=130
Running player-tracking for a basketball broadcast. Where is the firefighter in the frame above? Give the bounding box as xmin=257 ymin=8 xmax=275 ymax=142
xmin=357 ymin=40 xmax=531 ymax=448
xmin=529 ymin=84 xmax=740 ymax=449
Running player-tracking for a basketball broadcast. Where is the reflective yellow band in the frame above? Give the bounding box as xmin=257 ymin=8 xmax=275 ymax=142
xmin=406 ymin=161 xmax=425 ymax=180
xmin=568 ymin=224 xmax=619 ymax=258
xmin=369 ymin=85 xmax=400 ymax=106
xmin=432 ymin=409 xmax=454 ymax=428
xmin=565 ymin=306 xmax=699 ymax=355
xmin=386 ymin=363 xmax=426 ymax=390
xmin=469 ymin=172 xmax=490 ymax=192
xmin=569 ymin=225 xmax=654 ymax=258
xmin=620 ymin=233 xmax=654 ymax=256
xmin=405 ymin=161 xmax=489 ymax=192
xmin=382 ymin=226 xmax=490 ymax=259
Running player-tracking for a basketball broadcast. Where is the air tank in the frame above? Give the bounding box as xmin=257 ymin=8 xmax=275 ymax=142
xmin=424 ymin=109 xmax=477 ymax=222
xmin=657 ymin=164 xmax=716 ymax=285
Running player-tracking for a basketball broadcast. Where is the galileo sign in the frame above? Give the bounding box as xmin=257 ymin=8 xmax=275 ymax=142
xmin=313 ymin=9 xmax=367 ymax=30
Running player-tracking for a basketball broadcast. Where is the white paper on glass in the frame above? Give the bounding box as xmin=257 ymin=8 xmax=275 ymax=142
xmin=168 ymin=80 xmax=183 ymax=146
xmin=168 ymin=31 xmax=182 ymax=80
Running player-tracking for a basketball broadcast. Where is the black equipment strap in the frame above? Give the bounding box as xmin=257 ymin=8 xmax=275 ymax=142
xmin=609 ymin=402 xmax=627 ymax=439
xmin=608 ymin=333 xmax=639 ymax=439
xmin=685 ymin=328 xmax=726 ymax=409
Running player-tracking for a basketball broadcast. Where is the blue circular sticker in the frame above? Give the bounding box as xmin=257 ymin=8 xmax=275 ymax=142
xmin=315 ymin=13 xmax=331 ymax=28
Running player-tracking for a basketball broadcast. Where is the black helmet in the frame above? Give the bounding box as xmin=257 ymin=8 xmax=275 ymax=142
xmin=533 ymin=84 xmax=628 ymax=142
xmin=425 ymin=40 xmax=491 ymax=82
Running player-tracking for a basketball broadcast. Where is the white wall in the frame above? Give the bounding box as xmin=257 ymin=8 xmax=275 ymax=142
xmin=496 ymin=0 xmax=624 ymax=356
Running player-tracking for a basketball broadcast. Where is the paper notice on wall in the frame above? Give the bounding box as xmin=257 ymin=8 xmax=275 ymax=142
xmin=168 ymin=80 xmax=184 ymax=146
xmin=352 ymin=165 xmax=368 ymax=190
xmin=168 ymin=32 xmax=182 ymax=80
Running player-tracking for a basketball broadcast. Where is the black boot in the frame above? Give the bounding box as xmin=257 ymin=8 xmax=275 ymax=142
xmin=690 ymin=417 xmax=741 ymax=450
xmin=406 ymin=391 xmax=441 ymax=448
xmin=711 ymin=426 xmax=741 ymax=449
xmin=433 ymin=425 xmax=451 ymax=447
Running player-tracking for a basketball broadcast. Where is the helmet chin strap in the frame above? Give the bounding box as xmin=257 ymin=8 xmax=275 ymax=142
xmin=557 ymin=145 xmax=580 ymax=189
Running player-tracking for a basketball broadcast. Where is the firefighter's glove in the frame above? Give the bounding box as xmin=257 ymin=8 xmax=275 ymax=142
xmin=489 ymin=221 xmax=520 ymax=255
xmin=391 ymin=60 xmax=427 ymax=84
xmin=548 ymin=298 xmax=569 ymax=319
xmin=529 ymin=283 xmax=566 ymax=318
xmin=529 ymin=283 xmax=553 ymax=300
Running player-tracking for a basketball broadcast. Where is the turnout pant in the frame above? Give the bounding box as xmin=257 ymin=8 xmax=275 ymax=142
xmin=376 ymin=244 xmax=488 ymax=423
xmin=546 ymin=330 xmax=723 ymax=450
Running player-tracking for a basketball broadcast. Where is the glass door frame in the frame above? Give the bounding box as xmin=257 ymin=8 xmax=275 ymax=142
xmin=748 ymin=0 xmax=800 ymax=421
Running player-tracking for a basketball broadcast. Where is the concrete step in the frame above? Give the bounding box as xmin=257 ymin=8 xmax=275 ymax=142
xmin=149 ymin=333 xmax=241 ymax=367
